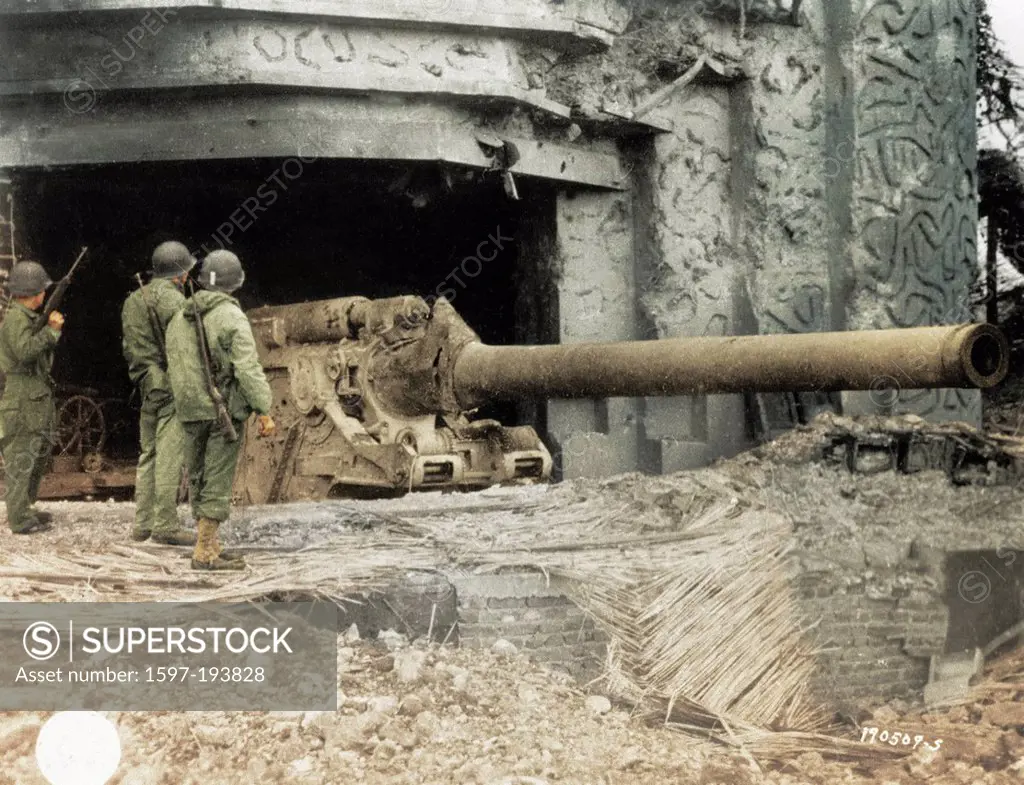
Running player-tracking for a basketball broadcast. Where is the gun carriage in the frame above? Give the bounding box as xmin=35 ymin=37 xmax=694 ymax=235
xmin=233 ymin=295 xmax=1009 ymax=502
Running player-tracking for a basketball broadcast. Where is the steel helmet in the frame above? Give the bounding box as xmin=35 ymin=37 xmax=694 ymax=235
xmin=198 ymin=250 xmax=245 ymax=293
xmin=7 ymin=261 xmax=53 ymax=297
xmin=151 ymin=240 xmax=197 ymax=279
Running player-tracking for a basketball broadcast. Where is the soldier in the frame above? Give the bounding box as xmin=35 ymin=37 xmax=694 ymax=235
xmin=121 ymin=240 xmax=197 ymax=545
xmin=0 ymin=261 xmax=63 ymax=534
xmin=166 ymin=250 xmax=275 ymax=570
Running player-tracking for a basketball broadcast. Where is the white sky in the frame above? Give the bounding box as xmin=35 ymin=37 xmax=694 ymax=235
xmin=987 ymin=0 xmax=1024 ymax=66
xmin=984 ymin=3 xmax=1024 ymax=290
xmin=980 ymin=0 xmax=1024 ymax=149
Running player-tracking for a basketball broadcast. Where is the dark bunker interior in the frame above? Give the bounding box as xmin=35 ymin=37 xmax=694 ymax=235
xmin=10 ymin=158 xmax=546 ymax=462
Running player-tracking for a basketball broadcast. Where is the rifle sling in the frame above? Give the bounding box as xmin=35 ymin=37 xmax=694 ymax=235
xmin=193 ymin=301 xmax=228 ymax=407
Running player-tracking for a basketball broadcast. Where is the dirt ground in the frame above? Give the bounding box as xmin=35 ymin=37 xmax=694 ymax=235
xmin=2 ymin=419 xmax=1024 ymax=782
xmin=0 ymin=636 xmax=718 ymax=785
xmin=1 ymin=626 xmax=1024 ymax=784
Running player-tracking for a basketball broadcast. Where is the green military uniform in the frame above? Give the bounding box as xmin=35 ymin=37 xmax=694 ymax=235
xmin=0 ymin=302 xmax=60 ymax=532
xmin=121 ymin=278 xmax=188 ymax=540
xmin=166 ymin=289 xmax=272 ymax=524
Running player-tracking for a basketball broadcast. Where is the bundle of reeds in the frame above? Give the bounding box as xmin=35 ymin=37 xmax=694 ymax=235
xmin=442 ymin=490 xmax=906 ymax=762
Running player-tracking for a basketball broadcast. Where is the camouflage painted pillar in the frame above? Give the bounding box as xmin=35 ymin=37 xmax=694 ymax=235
xmin=842 ymin=0 xmax=979 ymax=422
xmin=546 ymin=190 xmax=643 ymax=479
xmin=636 ymin=84 xmax=750 ymax=471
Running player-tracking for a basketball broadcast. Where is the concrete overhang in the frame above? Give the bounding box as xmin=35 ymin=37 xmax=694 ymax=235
xmin=0 ymin=93 xmax=629 ymax=190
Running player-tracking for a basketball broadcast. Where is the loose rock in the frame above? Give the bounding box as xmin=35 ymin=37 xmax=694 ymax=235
xmin=492 ymin=639 xmax=518 ymax=658
xmin=287 ymin=757 xmax=315 ymax=776
xmin=119 ymin=766 xmax=165 ymax=785
xmin=300 ymin=711 xmax=329 ymax=730
xmin=399 ymin=694 xmax=427 ymax=716
xmin=379 ymin=719 xmax=417 ymax=749
xmin=393 ymin=648 xmax=428 ymax=684
xmin=413 ymin=710 xmax=440 ymax=742
xmin=191 ymin=724 xmax=234 ymax=747
xmin=617 ymin=745 xmax=645 ymax=770
xmin=367 ymin=696 xmax=400 ymax=715
xmin=983 ymin=701 xmax=1024 ymax=727
xmin=378 ymin=629 xmax=409 ymax=651
xmin=870 ymin=706 xmax=901 ymax=726
xmin=586 ymin=695 xmax=612 ymax=715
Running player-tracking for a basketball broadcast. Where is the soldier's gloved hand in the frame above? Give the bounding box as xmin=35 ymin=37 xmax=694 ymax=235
xmin=256 ymin=414 xmax=276 ymax=438
xmin=47 ymin=311 xmax=64 ymax=331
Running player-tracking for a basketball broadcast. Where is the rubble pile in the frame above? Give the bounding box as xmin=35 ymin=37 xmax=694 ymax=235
xmin=986 ymin=357 xmax=1024 ymax=436
xmin=0 ymin=635 xmax=717 ymax=785
xmin=4 ymin=413 xmax=1024 ymax=780
xmin=5 ymin=632 xmax=1024 ymax=784
xmin=826 ymin=645 xmax=1024 ymax=785
xmin=718 ymin=440 xmax=1024 ymax=564
xmin=544 ymin=1 xmax=746 ymax=117
xmin=747 ymin=412 xmax=1024 ymax=485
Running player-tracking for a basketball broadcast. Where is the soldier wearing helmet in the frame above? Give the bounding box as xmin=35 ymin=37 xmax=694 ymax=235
xmin=0 ymin=261 xmax=64 ymax=534
xmin=165 ymin=250 xmax=275 ymax=570
xmin=121 ymin=240 xmax=198 ymax=545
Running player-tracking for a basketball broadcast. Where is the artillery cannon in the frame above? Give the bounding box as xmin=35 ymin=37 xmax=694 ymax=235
xmin=234 ymin=296 xmax=1009 ymax=502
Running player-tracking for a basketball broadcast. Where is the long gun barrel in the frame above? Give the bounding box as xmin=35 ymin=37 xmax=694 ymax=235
xmin=451 ymin=323 xmax=1007 ymax=409
xmin=251 ymin=299 xmax=1008 ymax=416
xmin=32 ymin=246 xmax=87 ymax=334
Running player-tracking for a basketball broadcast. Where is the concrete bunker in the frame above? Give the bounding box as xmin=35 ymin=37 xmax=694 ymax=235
xmin=0 ymin=0 xmax=987 ymax=487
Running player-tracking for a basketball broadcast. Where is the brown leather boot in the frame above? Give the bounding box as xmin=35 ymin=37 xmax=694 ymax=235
xmin=12 ymin=516 xmax=52 ymax=534
xmin=190 ymin=518 xmax=245 ymax=571
xmin=208 ymin=523 xmax=242 ymax=562
xmin=151 ymin=528 xmax=198 ymax=546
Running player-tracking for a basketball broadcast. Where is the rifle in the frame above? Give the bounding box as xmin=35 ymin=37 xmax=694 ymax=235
xmin=191 ymin=292 xmax=238 ymax=442
xmin=134 ymin=273 xmax=166 ymax=360
xmin=33 ymin=246 xmax=88 ymax=334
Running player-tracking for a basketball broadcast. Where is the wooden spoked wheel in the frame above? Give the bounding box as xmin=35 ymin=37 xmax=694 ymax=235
xmin=56 ymin=395 xmax=106 ymax=456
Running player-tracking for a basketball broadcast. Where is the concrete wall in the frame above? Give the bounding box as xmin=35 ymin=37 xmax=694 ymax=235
xmin=843 ymin=0 xmax=980 ymax=422
xmin=541 ymin=0 xmax=981 ymax=478
xmin=634 ymin=84 xmax=750 ymax=471
xmin=547 ymin=190 xmax=644 ymax=477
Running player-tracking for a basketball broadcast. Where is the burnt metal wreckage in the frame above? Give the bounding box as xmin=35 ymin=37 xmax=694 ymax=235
xmin=231 ymin=295 xmax=1011 ymax=502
